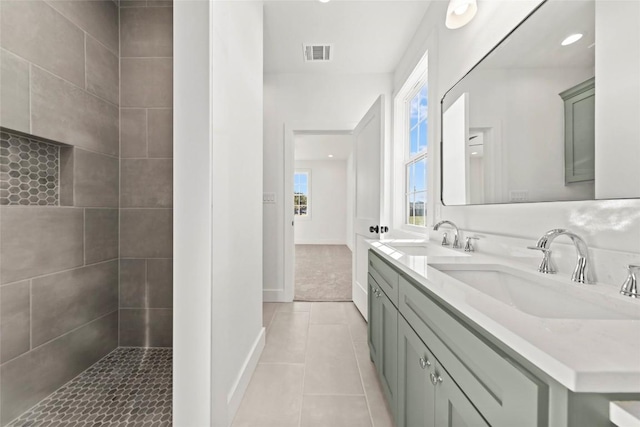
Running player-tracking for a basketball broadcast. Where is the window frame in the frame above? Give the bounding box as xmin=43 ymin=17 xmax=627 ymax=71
xmin=293 ymin=169 xmax=311 ymax=221
xmin=404 ymin=82 xmax=428 ymax=227
xmin=392 ymin=54 xmax=429 ymax=234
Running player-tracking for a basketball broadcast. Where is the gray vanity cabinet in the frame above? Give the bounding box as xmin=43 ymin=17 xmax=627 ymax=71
xmin=368 ymin=273 xmax=398 ymax=416
xmin=369 ymin=250 xmax=544 ymax=427
xmin=560 ymin=77 xmax=595 ymax=184
xmin=397 ymin=317 xmax=436 ymax=427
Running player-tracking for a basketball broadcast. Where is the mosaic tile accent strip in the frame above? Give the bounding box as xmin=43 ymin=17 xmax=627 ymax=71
xmin=0 ymin=131 xmax=59 ymax=206
xmin=7 ymin=348 xmax=173 ymax=427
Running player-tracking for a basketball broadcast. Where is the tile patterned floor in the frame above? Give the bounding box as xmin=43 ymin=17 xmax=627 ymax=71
xmin=7 ymin=348 xmax=172 ymax=427
xmin=233 ymin=302 xmax=396 ymax=427
xmin=295 ymin=245 xmax=352 ymax=301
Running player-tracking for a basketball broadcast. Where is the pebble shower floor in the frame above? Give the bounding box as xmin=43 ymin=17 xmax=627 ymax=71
xmin=7 ymin=348 xmax=172 ymax=427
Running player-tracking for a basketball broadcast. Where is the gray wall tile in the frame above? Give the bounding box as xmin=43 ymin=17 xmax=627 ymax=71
xmin=148 ymin=109 xmax=173 ymax=158
xmin=121 ymin=108 xmax=147 ymax=158
xmin=0 ymin=49 xmax=30 ymax=133
xmin=147 ymin=0 xmax=173 ymax=7
xmin=147 ymin=259 xmax=172 ymax=308
xmin=121 ymin=58 xmax=173 ymax=108
xmin=0 ymin=0 xmax=85 ymax=88
xmin=121 ymin=0 xmax=147 ymax=8
xmin=31 ymin=261 xmax=118 ymax=347
xmin=0 ymin=207 xmax=84 ymax=284
xmin=59 ymin=146 xmax=74 ymax=206
xmin=1 ymin=281 xmax=30 ymax=363
xmin=85 ymin=35 xmax=119 ymax=106
xmin=121 ymin=159 xmax=172 ymax=208
xmin=119 ymin=309 xmax=172 ymax=347
xmin=121 ymin=7 xmax=173 ymax=58
xmin=85 ymin=209 xmax=119 ymax=264
xmin=0 ymin=311 xmax=117 ymax=426
xmin=120 ymin=259 xmax=146 ymax=308
xmin=31 ymin=67 xmax=119 ymax=156
xmin=45 ymin=0 xmax=119 ymax=55
xmin=120 ymin=209 xmax=172 ymax=258
xmin=74 ymin=149 xmax=119 ymax=207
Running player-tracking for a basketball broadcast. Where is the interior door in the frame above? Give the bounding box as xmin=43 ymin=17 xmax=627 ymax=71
xmin=353 ymin=95 xmax=385 ymax=319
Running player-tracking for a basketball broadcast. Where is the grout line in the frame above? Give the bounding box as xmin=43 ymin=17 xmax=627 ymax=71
xmin=0 ymin=259 xmax=118 ymax=289
xmin=1 ymin=310 xmax=118 ymax=367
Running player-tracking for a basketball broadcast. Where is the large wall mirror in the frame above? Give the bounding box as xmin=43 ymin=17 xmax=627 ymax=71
xmin=441 ymin=0 xmax=606 ymax=205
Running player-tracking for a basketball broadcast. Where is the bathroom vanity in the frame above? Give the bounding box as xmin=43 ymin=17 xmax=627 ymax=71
xmin=367 ymin=240 xmax=640 ymax=427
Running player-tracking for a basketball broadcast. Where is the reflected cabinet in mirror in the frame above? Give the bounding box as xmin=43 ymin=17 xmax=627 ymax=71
xmin=440 ymin=0 xmax=631 ymax=205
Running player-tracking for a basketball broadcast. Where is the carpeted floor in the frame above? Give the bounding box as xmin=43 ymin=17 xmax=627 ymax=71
xmin=295 ymin=245 xmax=352 ymax=301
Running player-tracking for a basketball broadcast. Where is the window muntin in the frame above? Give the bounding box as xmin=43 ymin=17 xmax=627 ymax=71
xmin=294 ymin=171 xmax=309 ymax=216
xmin=405 ymin=84 xmax=428 ymax=226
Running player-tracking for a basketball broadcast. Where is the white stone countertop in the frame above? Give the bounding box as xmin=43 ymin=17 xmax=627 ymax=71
xmin=611 ymin=401 xmax=640 ymax=427
xmin=368 ymin=239 xmax=640 ymax=393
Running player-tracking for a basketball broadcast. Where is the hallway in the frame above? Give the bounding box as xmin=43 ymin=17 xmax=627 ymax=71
xmin=232 ymin=302 xmax=395 ymax=427
xmin=295 ymin=245 xmax=352 ymax=301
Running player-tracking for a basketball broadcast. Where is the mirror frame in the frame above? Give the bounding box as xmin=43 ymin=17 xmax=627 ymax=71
xmin=438 ymin=0 xmax=588 ymax=207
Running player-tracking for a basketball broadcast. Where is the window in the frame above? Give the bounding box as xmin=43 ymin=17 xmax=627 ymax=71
xmin=405 ymin=84 xmax=428 ymax=226
xmin=294 ymin=170 xmax=310 ymax=217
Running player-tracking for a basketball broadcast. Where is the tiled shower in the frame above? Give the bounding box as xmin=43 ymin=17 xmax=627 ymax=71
xmin=0 ymin=0 xmax=173 ymax=425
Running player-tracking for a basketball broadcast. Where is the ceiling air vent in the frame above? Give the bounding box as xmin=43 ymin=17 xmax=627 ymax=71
xmin=303 ymin=44 xmax=333 ymax=62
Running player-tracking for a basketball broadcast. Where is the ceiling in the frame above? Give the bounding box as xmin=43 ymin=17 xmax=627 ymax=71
xmin=295 ymin=133 xmax=353 ymax=160
xmin=264 ymin=1 xmax=432 ymax=74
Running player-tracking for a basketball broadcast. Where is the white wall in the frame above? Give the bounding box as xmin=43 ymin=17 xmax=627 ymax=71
xmin=263 ymin=73 xmax=392 ymax=300
xmin=175 ymin=2 xmax=264 ymax=426
xmin=391 ymin=0 xmax=640 ymax=282
xmin=294 ymin=159 xmax=348 ymax=245
xmin=595 ymin=0 xmax=640 ymax=199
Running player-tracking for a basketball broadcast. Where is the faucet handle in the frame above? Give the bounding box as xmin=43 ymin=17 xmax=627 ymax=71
xmin=464 ymin=237 xmax=479 ymax=252
xmin=527 ymin=246 xmax=556 ymax=274
xmin=621 ymin=265 xmax=640 ymax=298
xmin=441 ymin=232 xmax=449 ymax=246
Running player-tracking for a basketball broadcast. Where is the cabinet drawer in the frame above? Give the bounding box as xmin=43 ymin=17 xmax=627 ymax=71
xmin=399 ymin=277 xmax=546 ymax=427
xmin=369 ymin=250 xmax=399 ymax=306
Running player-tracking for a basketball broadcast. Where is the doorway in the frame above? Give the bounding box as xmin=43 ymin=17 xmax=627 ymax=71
xmin=292 ymin=133 xmax=354 ymax=302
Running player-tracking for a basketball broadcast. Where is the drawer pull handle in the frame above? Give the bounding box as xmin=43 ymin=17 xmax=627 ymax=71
xmin=430 ymin=372 xmax=443 ymax=386
xmin=419 ymin=357 xmax=430 ymax=369
xmin=375 ymin=289 xmax=381 ymax=298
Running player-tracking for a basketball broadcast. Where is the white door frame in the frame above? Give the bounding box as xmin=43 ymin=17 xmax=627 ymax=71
xmin=282 ymin=122 xmax=356 ymax=302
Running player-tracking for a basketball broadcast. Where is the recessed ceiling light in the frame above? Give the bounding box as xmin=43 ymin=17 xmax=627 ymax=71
xmin=318 ymin=0 xmax=330 ymax=3
xmin=471 ymin=152 xmax=478 ymax=155
xmin=328 ymin=154 xmax=334 ymax=158
xmin=561 ymin=33 xmax=583 ymax=46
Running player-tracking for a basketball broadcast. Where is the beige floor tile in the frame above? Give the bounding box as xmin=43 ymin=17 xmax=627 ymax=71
xmin=260 ymin=312 xmax=309 ymax=363
xmin=309 ymin=302 xmax=350 ymax=324
xmin=346 ymin=304 xmax=368 ymax=342
xmin=304 ymin=324 xmax=364 ymax=395
xmin=353 ymin=341 xmax=396 ymax=427
xmin=300 ymin=395 xmax=372 ymax=427
xmin=263 ymin=303 xmax=278 ymax=330
xmin=275 ymin=302 xmax=312 ymax=312
xmin=232 ymin=364 xmax=304 ymax=427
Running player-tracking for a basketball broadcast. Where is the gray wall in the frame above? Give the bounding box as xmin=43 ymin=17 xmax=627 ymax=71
xmin=0 ymin=0 xmax=173 ymax=424
xmin=0 ymin=1 xmax=120 ymax=424
xmin=118 ymin=1 xmax=173 ymax=347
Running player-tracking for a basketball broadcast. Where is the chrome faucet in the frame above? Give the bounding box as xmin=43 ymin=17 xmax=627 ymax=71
xmin=620 ymin=265 xmax=639 ymax=298
xmin=527 ymin=229 xmax=593 ymax=284
xmin=433 ymin=220 xmax=461 ymax=249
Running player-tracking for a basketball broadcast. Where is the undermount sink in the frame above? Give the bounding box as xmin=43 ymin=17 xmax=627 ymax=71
xmin=431 ymin=264 xmax=640 ymax=320
xmin=382 ymin=241 xmax=470 ymax=257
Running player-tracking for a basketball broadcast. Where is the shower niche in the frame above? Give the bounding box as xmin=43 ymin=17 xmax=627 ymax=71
xmin=0 ymin=128 xmax=74 ymax=206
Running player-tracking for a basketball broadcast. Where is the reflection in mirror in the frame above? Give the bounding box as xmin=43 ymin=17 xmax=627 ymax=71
xmin=442 ymin=0 xmax=599 ymax=205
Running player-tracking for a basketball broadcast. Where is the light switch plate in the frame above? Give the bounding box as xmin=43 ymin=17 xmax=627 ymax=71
xmin=263 ymin=192 xmax=276 ymax=204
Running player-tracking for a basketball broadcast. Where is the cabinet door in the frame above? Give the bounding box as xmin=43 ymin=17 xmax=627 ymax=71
xmin=434 ymin=364 xmax=489 ymax=427
xmin=378 ymin=289 xmax=398 ymax=415
xmin=397 ymin=317 xmax=435 ymax=427
xmin=368 ymin=275 xmax=382 ymax=364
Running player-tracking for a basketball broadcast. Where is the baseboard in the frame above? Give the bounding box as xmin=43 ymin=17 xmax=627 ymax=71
xmin=263 ymin=289 xmax=288 ymax=302
xmin=353 ymin=280 xmax=368 ymax=321
xmin=294 ymin=239 xmax=347 ymax=245
xmin=227 ymin=327 xmax=266 ymax=425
